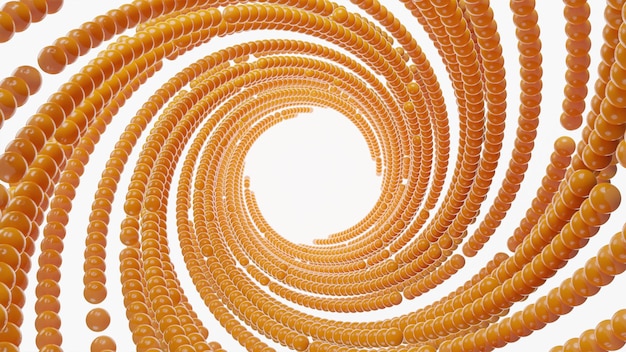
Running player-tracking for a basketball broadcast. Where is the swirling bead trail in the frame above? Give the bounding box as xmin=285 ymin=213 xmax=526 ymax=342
xmin=0 ymin=0 xmax=626 ymax=351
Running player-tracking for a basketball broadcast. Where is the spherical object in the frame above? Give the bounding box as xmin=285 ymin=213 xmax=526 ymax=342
xmin=568 ymin=169 xmax=597 ymax=197
xmin=588 ymin=183 xmax=621 ymax=214
xmin=86 ymin=308 xmax=111 ymax=332
xmin=84 ymin=281 xmax=107 ymax=304
xmin=21 ymin=0 xmax=48 ymax=23
xmin=90 ymin=335 xmax=116 ymax=352
xmin=35 ymin=327 xmax=62 ymax=349
xmin=0 ymin=88 xmax=17 ymax=120
xmin=38 ymin=45 xmax=68 ymax=75
xmin=0 ymin=77 xmax=30 ymax=107
xmin=1 ymin=2 xmax=31 ymax=32
xmin=0 ymin=151 xmax=28 ymax=183
xmin=222 ymin=6 xmax=240 ymax=23
xmin=54 ymin=119 xmax=81 ymax=145
xmin=0 ymin=11 xmax=16 ymax=43
xmin=292 ymin=335 xmax=309 ymax=351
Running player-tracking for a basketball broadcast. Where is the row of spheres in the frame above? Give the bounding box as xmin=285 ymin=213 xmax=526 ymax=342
xmin=0 ymin=0 xmax=626 ymax=351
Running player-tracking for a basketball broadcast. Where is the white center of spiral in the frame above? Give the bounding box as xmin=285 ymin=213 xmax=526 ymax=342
xmin=244 ymin=107 xmax=381 ymax=244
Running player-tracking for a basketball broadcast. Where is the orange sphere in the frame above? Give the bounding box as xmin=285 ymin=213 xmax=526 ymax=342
xmin=1 ymin=2 xmax=31 ymax=32
xmin=86 ymin=308 xmax=111 ymax=332
xmin=38 ymin=45 xmax=68 ymax=74
xmin=0 ymin=152 xmax=27 ymax=183
xmin=0 ymin=12 xmax=16 ymax=43
xmin=90 ymin=335 xmax=116 ymax=352
xmin=0 ymin=77 xmax=29 ymax=106
xmin=35 ymin=327 xmax=62 ymax=349
xmin=84 ymin=281 xmax=107 ymax=304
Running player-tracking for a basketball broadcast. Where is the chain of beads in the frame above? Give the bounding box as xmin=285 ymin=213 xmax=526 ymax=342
xmin=1 ymin=0 xmax=626 ymax=351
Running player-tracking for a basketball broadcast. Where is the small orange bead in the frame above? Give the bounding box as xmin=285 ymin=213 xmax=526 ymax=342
xmin=0 ymin=77 xmax=29 ymax=106
xmin=1 ymin=1 xmax=31 ymax=32
xmin=0 ymin=88 xmax=17 ymax=119
xmin=38 ymin=45 xmax=68 ymax=74
xmin=90 ymin=335 xmax=116 ymax=352
xmin=0 ymin=11 xmax=16 ymax=43
xmin=0 ymin=152 xmax=28 ymax=183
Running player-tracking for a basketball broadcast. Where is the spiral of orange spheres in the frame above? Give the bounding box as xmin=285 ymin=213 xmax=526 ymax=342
xmin=1 ymin=0 xmax=626 ymax=351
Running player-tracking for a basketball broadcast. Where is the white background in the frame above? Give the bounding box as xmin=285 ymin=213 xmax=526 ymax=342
xmin=1 ymin=0 xmax=625 ymax=351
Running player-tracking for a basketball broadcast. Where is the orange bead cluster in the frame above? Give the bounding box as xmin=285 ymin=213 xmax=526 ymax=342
xmin=1 ymin=0 xmax=626 ymax=351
